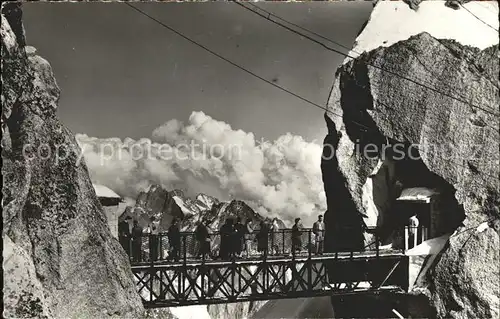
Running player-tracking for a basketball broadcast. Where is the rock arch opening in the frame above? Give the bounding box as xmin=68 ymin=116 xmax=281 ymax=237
xmin=363 ymin=139 xmax=465 ymax=246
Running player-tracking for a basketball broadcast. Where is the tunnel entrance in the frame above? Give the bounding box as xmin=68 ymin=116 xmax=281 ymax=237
xmin=366 ymin=139 xmax=465 ymax=248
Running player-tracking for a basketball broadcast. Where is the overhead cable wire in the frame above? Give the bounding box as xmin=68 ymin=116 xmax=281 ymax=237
xmin=124 ymin=2 xmax=372 ymax=131
xmin=459 ymin=3 xmax=499 ymax=32
xmin=234 ymin=1 xmax=500 ymax=118
xmin=246 ymin=0 xmax=499 ymax=115
xmin=124 ymin=3 xmax=499 ymax=183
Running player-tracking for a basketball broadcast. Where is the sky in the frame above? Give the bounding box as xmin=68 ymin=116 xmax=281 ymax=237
xmin=21 ymin=2 xmax=373 ymax=224
xmin=23 ymin=1 xmax=372 ymax=143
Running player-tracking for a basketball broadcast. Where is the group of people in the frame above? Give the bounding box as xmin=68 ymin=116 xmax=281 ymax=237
xmin=118 ymin=216 xmax=146 ymax=262
xmin=118 ymin=213 xmax=327 ymax=262
xmin=118 ymin=215 xmax=182 ymax=262
xmin=291 ymin=214 xmax=325 ymax=255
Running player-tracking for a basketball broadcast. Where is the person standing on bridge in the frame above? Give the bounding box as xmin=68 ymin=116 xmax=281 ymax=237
xmin=168 ymin=218 xmax=181 ymax=262
xmin=195 ymin=220 xmax=210 ymax=259
xmin=234 ymin=217 xmax=246 ymax=258
xmin=147 ymin=216 xmax=160 ymax=261
xmin=270 ymin=217 xmax=281 ymax=255
xmin=256 ymin=221 xmax=269 ymax=258
xmin=219 ymin=218 xmax=234 ymax=260
xmin=244 ymin=219 xmax=254 ymax=257
xmin=291 ymin=217 xmax=302 ymax=256
xmin=118 ymin=216 xmax=132 ymax=259
xmin=408 ymin=214 xmax=419 ymax=249
xmin=131 ymin=220 xmax=143 ymax=262
xmin=313 ymin=215 xmax=325 ymax=255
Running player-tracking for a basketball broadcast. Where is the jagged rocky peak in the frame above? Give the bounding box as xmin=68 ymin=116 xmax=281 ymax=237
xmin=124 ymin=184 xmax=284 ymax=232
xmin=323 ymin=1 xmax=499 ymax=317
xmin=196 ymin=193 xmax=219 ymax=209
xmin=1 ymin=3 xmax=143 ymax=318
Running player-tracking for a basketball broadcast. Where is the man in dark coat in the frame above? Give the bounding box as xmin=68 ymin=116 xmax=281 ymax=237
xmin=131 ymin=220 xmax=143 ymax=262
xmin=168 ymin=218 xmax=181 ymax=262
xmin=234 ymin=217 xmax=246 ymax=258
xmin=256 ymin=221 xmax=269 ymax=258
xmin=118 ymin=216 xmax=132 ymax=258
xmin=291 ymin=217 xmax=302 ymax=256
xmin=219 ymin=218 xmax=234 ymax=260
xmin=195 ymin=220 xmax=210 ymax=259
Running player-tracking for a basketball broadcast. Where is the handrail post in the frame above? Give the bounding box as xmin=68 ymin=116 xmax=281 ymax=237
xmin=282 ymin=229 xmax=285 ymax=256
xmin=129 ymin=235 xmax=133 ymax=263
xmin=231 ymin=257 xmax=236 ymax=299
xmin=404 ymin=226 xmax=408 ymax=252
xmin=413 ymin=226 xmax=417 ymax=248
xmin=308 ymin=230 xmax=312 ymax=292
xmin=308 ymin=230 xmax=312 ymax=259
xmin=201 ymin=238 xmax=206 ymax=300
xmin=159 ymin=233 xmax=163 ymax=261
xmin=149 ymin=233 xmax=154 ymax=303
xmin=183 ymin=234 xmax=187 ymax=264
xmin=182 ymin=235 xmax=187 ymax=300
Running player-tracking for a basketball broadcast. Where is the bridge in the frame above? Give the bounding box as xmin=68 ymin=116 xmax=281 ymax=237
xmin=126 ymin=226 xmax=424 ymax=308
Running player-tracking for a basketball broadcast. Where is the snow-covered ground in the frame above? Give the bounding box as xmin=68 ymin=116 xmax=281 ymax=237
xmin=345 ymin=0 xmax=499 ymax=64
xmin=406 ymin=233 xmax=451 ymax=290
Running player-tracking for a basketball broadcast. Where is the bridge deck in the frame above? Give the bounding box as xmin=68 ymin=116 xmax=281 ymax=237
xmin=131 ymin=249 xmax=404 ymax=268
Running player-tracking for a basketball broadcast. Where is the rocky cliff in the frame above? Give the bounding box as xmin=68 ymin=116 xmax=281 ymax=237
xmin=2 ymin=3 xmax=143 ymax=318
xmin=323 ymin=1 xmax=499 ymax=318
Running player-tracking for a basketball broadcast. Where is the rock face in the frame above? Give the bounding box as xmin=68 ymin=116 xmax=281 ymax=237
xmin=2 ymin=3 xmax=143 ymax=318
xmin=323 ymin=2 xmax=499 ymax=318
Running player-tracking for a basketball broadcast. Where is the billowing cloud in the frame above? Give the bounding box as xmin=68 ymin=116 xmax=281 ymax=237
xmin=76 ymin=111 xmax=326 ymax=225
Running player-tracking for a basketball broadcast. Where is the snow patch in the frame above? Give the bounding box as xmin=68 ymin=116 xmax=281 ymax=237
xmin=476 ymin=222 xmax=489 ymax=233
xmin=405 ymin=233 xmax=451 ymax=256
xmin=92 ymin=183 xmax=121 ymax=199
xmin=170 ymin=305 xmax=211 ymax=319
xmin=407 ymin=234 xmax=451 ymax=290
xmin=173 ymin=195 xmax=195 ymax=216
xmin=345 ymin=1 xmax=499 ymax=64
xmin=397 ymin=187 xmax=439 ymax=203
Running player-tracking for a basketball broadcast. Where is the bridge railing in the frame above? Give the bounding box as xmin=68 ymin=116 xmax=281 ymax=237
xmin=121 ymin=225 xmax=416 ymax=264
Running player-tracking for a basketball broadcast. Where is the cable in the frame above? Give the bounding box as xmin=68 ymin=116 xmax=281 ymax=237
xmin=459 ymin=3 xmax=499 ymax=33
xmin=234 ymin=1 xmax=500 ymax=118
xmin=240 ymin=3 xmax=496 ymax=131
xmin=245 ymin=1 xmax=359 ymax=56
xmin=246 ymin=1 xmax=499 ymax=118
xmin=124 ymin=2 xmax=499 ymax=183
xmin=243 ymin=3 xmax=499 ymax=134
xmin=124 ymin=2 xmax=374 ymax=132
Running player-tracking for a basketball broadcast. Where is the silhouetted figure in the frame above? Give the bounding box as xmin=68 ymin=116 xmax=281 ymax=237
xmin=270 ymin=218 xmax=281 ymax=255
xmin=147 ymin=216 xmax=160 ymax=261
xmin=291 ymin=218 xmax=302 ymax=256
xmin=408 ymin=215 xmax=419 ymax=249
xmin=244 ymin=220 xmax=254 ymax=257
xmin=256 ymin=221 xmax=269 ymax=257
xmin=168 ymin=218 xmax=181 ymax=262
xmin=131 ymin=220 xmax=143 ymax=262
xmin=118 ymin=216 xmax=132 ymax=258
xmin=219 ymin=218 xmax=234 ymax=260
xmin=234 ymin=217 xmax=246 ymax=258
xmin=195 ymin=220 xmax=210 ymax=259
xmin=313 ymin=215 xmax=325 ymax=255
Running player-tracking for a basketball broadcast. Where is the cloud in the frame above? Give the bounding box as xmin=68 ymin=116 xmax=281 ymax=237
xmin=76 ymin=111 xmax=326 ymax=225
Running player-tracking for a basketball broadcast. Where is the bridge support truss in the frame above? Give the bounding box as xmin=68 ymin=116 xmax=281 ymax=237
xmin=132 ymin=251 xmax=408 ymax=308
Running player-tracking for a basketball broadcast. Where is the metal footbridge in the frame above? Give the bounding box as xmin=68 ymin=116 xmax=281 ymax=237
xmin=127 ymin=226 xmax=417 ymax=308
